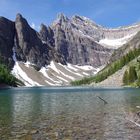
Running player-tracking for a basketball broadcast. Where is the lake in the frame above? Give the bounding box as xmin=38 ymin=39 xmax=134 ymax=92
xmin=0 ymin=87 xmax=140 ymax=140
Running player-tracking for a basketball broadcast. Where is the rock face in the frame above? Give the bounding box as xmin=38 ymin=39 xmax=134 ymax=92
xmin=15 ymin=14 xmax=65 ymax=69
xmin=52 ymin=14 xmax=113 ymax=67
xmin=1 ymin=13 xmax=139 ymax=69
xmin=109 ymin=31 xmax=140 ymax=63
xmin=0 ymin=17 xmax=15 ymax=68
xmin=51 ymin=14 xmax=140 ymax=67
xmin=39 ymin=24 xmax=55 ymax=47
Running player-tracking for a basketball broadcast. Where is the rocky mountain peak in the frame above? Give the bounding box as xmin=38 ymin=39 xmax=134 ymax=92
xmin=52 ymin=13 xmax=69 ymax=27
xmin=14 ymin=14 xmax=65 ymax=68
xmin=16 ymin=13 xmax=23 ymax=19
xmin=57 ymin=13 xmax=68 ymax=22
xmin=15 ymin=13 xmax=28 ymax=25
xmin=40 ymin=23 xmax=47 ymax=31
xmin=72 ymin=15 xmax=102 ymax=28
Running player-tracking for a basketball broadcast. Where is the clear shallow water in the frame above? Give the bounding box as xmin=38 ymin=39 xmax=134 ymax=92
xmin=0 ymin=87 xmax=140 ymax=140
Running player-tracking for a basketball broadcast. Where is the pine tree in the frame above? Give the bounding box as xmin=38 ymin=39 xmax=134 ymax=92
xmin=128 ymin=66 xmax=138 ymax=83
xmin=123 ymin=70 xmax=129 ymax=85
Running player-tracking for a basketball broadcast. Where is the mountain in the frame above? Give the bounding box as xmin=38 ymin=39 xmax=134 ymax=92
xmin=51 ymin=14 xmax=113 ymax=67
xmin=72 ymin=31 xmax=140 ymax=87
xmin=0 ymin=13 xmax=140 ymax=86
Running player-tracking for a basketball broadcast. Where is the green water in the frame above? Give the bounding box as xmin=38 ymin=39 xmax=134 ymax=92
xmin=0 ymin=87 xmax=140 ymax=140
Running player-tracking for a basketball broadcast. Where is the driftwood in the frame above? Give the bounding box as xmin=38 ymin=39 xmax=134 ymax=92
xmin=124 ymin=111 xmax=140 ymax=128
xmin=127 ymin=119 xmax=140 ymax=128
xmin=97 ymin=96 xmax=108 ymax=104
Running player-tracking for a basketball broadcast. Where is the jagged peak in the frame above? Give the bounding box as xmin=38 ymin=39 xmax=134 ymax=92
xmin=52 ymin=13 xmax=69 ymax=27
xmin=72 ymin=15 xmax=103 ymax=28
xmin=40 ymin=23 xmax=53 ymax=33
xmin=72 ymin=15 xmax=94 ymax=23
xmin=57 ymin=13 xmax=68 ymax=21
xmin=15 ymin=13 xmax=28 ymax=24
xmin=40 ymin=23 xmax=47 ymax=30
xmin=16 ymin=13 xmax=23 ymax=19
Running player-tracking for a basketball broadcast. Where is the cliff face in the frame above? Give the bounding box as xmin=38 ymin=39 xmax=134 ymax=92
xmin=14 ymin=14 xmax=65 ymax=69
xmin=0 ymin=17 xmax=15 ymax=68
xmin=39 ymin=24 xmax=55 ymax=47
xmin=0 ymin=14 xmax=65 ymax=69
xmin=51 ymin=14 xmax=113 ymax=67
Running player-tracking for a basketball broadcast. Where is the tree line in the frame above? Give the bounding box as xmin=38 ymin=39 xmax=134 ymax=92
xmin=123 ymin=66 xmax=138 ymax=85
xmin=71 ymin=47 xmax=140 ymax=86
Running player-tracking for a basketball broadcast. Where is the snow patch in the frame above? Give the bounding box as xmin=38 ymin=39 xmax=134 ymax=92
xmin=12 ymin=62 xmax=42 ymax=87
xmin=48 ymin=61 xmax=60 ymax=74
xmin=39 ymin=67 xmax=62 ymax=84
xmin=45 ymin=80 xmax=56 ymax=86
xmin=75 ymin=65 xmax=94 ymax=71
xmin=82 ymin=72 xmax=89 ymax=76
xmin=60 ymin=63 xmax=83 ymax=77
xmin=56 ymin=75 xmax=69 ymax=83
xmin=11 ymin=60 xmax=99 ymax=87
xmin=25 ymin=61 xmax=34 ymax=68
xmin=99 ymin=33 xmax=136 ymax=48
xmin=67 ymin=63 xmax=79 ymax=71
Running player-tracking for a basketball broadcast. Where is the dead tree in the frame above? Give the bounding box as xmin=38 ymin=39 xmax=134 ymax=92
xmin=97 ymin=96 xmax=108 ymax=105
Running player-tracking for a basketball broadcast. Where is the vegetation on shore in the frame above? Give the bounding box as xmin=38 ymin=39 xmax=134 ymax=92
xmin=0 ymin=63 xmax=23 ymax=87
xmin=71 ymin=47 xmax=140 ymax=86
xmin=122 ymin=58 xmax=140 ymax=87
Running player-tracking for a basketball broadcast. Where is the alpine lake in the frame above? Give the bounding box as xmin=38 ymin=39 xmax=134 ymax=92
xmin=0 ymin=87 xmax=140 ymax=140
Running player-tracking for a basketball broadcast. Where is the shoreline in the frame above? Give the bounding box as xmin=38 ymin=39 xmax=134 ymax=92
xmin=0 ymin=84 xmax=11 ymax=90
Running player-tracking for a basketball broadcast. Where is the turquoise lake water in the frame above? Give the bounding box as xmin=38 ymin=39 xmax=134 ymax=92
xmin=0 ymin=87 xmax=140 ymax=140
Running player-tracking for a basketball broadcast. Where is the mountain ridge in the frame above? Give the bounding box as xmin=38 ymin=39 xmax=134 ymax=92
xmin=0 ymin=13 xmax=140 ymax=86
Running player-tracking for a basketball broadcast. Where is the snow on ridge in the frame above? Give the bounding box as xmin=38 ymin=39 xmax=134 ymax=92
xmin=12 ymin=60 xmax=99 ymax=87
xmin=39 ymin=67 xmax=62 ymax=84
xmin=74 ymin=65 xmax=95 ymax=71
xmin=67 ymin=63 xmax=79 ymax=71
xmin=47 ymin=61 xmax=60 ymax=74
xmin=99 ymin=33 xmax=137 ymax=49
xmin=25 ymin=61 xmax=36 ymax=68
xmin=103 ymin=23 xmax=140 ymax=31
xmin=59 ymin=63 xmax=83 ymax=77
xmin=12 ymin=62 xmax=42 ymax=87
xmin=45 ymin=80 xmax=56 ymax=86
xmin=48 ymin=62 xmax=76 ymax=81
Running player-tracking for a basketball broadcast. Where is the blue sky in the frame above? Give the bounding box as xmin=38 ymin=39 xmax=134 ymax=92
xmin=0 ymin=0 xmax=140 ymax=30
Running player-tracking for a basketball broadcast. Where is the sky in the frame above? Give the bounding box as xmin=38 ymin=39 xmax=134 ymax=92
xmin=0 ymin=0 xmax=140 ymax=30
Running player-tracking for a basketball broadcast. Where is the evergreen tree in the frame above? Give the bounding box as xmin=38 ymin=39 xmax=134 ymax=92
xmin=0 ymin=64 xmax=19 ymax=86
xmin=128 ymin=66 xmax=138 ymax=83
xmin=123 ymin=70 xmax=129 ymax=85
